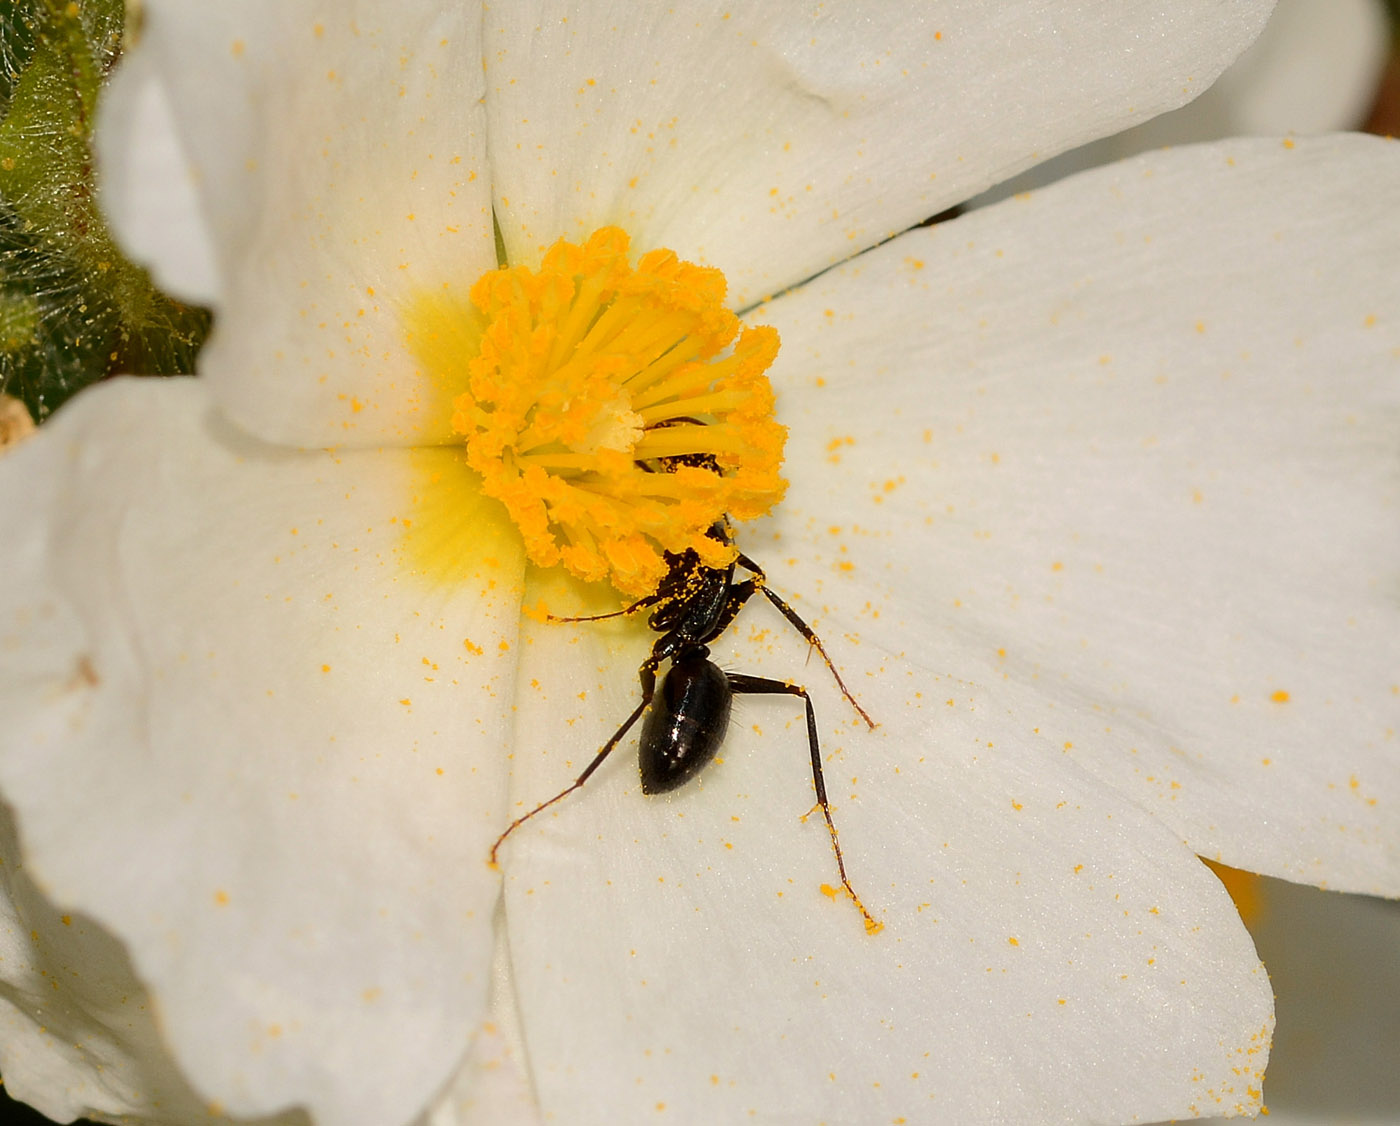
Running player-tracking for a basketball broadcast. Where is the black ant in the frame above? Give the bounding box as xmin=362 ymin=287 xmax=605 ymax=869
xmin=490 ymin=512 xmax=882 ymax=933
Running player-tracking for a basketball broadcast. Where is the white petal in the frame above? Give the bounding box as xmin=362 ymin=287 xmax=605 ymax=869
xmin=975 ymin=0 xmax=1391 ymax=207
xmin=96 ymin=44 xmax=220 ymax=306
xmin=761 ymin=133 xmax=1400 ymax=894
xmin=1205 ymin=0 xmax=1389 ymax=136
xmin=498 ymin=602 xmax=1271 ymax=1122
xmin=0 ymin=380 xmax=524 ymax=1125
xmin=101 ymin=2 xmax=497 ymax=446
xmin=485 ymin=0 xmax=1273 ymax=306
xmin=416 ymin=911 xmax=542 ymax=1126
xmin=0 ymin=808 xmax=278 ymax=1124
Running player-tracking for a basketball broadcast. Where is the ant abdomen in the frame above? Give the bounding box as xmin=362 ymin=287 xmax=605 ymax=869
xmin=639 ymin=649 xmax=731 ymax=794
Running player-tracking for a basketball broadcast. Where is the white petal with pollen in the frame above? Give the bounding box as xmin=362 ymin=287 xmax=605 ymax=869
xmin=501 ymin=603 xmax=1271 ymax=1122
xmin=97 ymin=1 xmax=497 ymax=447
xmin=974 ymin=0 xmax=1391 ymax=207
xmin=0 ymin=807 xmax=283 ymax=1124
xmin=486 ymin=0 xmax=1273 ymax=306
xmin=764 ymin=132 xmax=1400 ymax=895
xmin=0 ymin=379 xmax=524 ymax=1126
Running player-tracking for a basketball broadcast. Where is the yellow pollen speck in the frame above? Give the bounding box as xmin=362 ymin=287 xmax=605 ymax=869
xmin=1270 ymin=689 xmax=1290 ymax=703
xmin=60 ymin=914 xmax=71 ymax=926
xmin=444 ymin=226 xmax=785 ymax=597
xmin=1007 ymin=936 xmax=1019 ymax=946
xmin=230 ymin=38 xmax=245 ymax=58
xmin=819 ymin=883 xmax=839 ymax=900
xmin=321 ymin=664 xmax=331 ymax=673
xmin=214 ymin=890 xmax=230 ymax=906
xmin=1282 ymin=137 xmax=1295 ymax=149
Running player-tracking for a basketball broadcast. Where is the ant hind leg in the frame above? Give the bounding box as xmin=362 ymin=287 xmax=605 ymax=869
xmin=727 ymin=672 xmax=882 ymax=935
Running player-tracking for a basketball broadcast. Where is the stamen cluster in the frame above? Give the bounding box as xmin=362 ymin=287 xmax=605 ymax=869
xmin=452 ymin=227 xmax=786 ymax=596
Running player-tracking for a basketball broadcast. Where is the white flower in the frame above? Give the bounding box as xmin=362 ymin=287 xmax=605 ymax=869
xmin=1 ymin=2 xmax=1396 ymax=1124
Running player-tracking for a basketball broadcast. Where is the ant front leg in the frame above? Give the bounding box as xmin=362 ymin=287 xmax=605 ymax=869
xmin=547 ymin=590 xmax=664 ymax=624
xmin=734 ymin=553 xmax=876 ymax=730
xmin=490 ymin=655 xmax=661 ymax=866
xmin=726 ymin=673 xmax=882 ymax=935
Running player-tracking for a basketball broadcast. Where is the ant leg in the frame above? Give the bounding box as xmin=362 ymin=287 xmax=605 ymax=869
xmin=727 ymin=673 xmax=882 ymax=935
xmin=734 ymin=553 xmax=875 ymax=730
xmin=732 ymin=551 xmax=766 ymax=579
xmin=489 ymin=658 xmax=659 ymax=866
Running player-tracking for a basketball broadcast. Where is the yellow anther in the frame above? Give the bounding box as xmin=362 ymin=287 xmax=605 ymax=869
xmin=451 ymin=226 xmax=786 ymax=596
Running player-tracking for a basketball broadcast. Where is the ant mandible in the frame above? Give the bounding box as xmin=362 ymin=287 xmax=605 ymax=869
xmin=490 ymin=469 xmax=882 ymax=933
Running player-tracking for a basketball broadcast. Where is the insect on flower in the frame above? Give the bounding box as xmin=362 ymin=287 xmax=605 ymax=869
xmin=490 ymin=490 xmax=882 ymax=936
xmin=449 ymin=227 xmax=880 ymax=932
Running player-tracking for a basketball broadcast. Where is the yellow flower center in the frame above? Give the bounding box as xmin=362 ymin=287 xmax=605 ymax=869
xmin=451 ymin=226 xmax=786 ymax=597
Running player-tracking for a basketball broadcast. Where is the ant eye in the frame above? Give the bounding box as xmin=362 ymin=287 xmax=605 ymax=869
xmin=445 ymin=227 xmax=786 ymax=598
